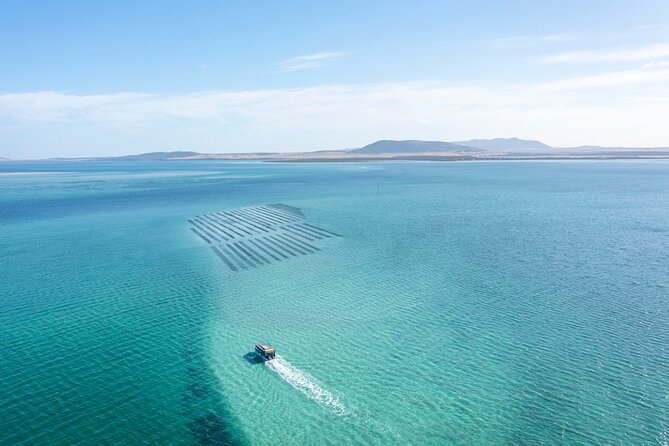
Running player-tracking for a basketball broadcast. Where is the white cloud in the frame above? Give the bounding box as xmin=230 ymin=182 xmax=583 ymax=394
xmin=627 ymin=23 xmax=669 ymax=36
xmin=492 ymin=33 xmax=575 ymax=48
xmin=538 ymin=43 xmax=669 ymax=64
xmin=536 ymin=67 xmax=669 ymax=90
xmin=1 ymin=67 xmax=669 ymax=155
xmin=644 ymin=60 xmax=669 ymax=68
xmin=276 ymin=51 xmax=349 ymax=72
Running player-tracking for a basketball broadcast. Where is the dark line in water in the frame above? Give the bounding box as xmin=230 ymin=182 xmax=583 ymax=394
xmin=210 ymin=215 xmax=246 ymax=238
xmin=190 ymin=218 xmax=215 ymax=238
xmin=228 ymin=211 xmax=270 ymax=233
xmin=233 ymin=241 xmax=265 ymax=266
xmin=254 ymin=237 xmax=289 ymax=259
xmin=222 ymin=246 xmax=248 ymax=270
xmin=263 ymin=236 xmax=297 ymax=257
xmin=220 ymin=212 xmax=255 ymax=236
xmin=207 ymin=216 xmax=237 ymax=240
xmin=224 ymin=244 xmax=252 ymax=269
xmin=190 ymin=227 xmax=212 ymax=244
xmin=209 ymin=212 xmax=241 ymax=230
xmin=227 ymin=212 xmax=268 ymax=235
xmin=257 ymin=206 xmax=297 ymax=222
xmin=232 ymin=208 xmax=273 ymax=227
xmin=253 ymin=206 xmax=293 ymax=223
xmin=200 ymin=215 xmax=232 ymax=240
xmin=229 ymin=209 xmax=273 ymax=229
xmin=259 ymin=205 xmax=300 ymax=221
xmin=279 ymin=232 xmax=321 ymax=251
xmin=210 ymin=246 xmax=239 ymax=271
xmin=218 ymin=210 xmax=254 ymax=229
xmin=196 ymin=216 xmax=228 ymax=240
xmin=268 ymin=234 xmax=305 ymax=255
xmin=208 ymin=213 xmax=231 ymax=224
xmin=227 ymin=243 xmax=257 ymax=268
xmin=274 ymin=233 xmax=311 ymax=254
xmin=293 ymin=223 xmax=329 ymax=238
xmin=285 ymin=225 xmax=320 ymax=240
xmin=274 ymin=233 xmax=314 ymax=252
xmin=238 ymin=240 xmax=270 ymax=264
xmin=246 ymin=207 xmax=284 ymax=225
xmin=303 ymin=223 xmax=342 ymax=237
xmin=248 ymin=239 xmax=282 ymax=261
xmin=267 ymin=203 xmax=304 ymax=217
xmin=209 ymin=214 xmax=245 ymax=237
xmin=297 ymin=223 xmax=334 ymax=238
xmin=191 ymin=219 xmax=222 ymax=242
xmin=206 ymin=214 xmax=238 ymax=239
xmin=206 ymin=214 xmax=243 ymax=238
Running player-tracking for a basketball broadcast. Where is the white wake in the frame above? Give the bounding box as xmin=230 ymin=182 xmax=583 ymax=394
xmin=265 ymin=355 xmax=349 ymax=416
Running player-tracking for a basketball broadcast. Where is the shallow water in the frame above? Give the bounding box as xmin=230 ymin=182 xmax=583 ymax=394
xmin=1 ymin=160 xmax=668 ymax=445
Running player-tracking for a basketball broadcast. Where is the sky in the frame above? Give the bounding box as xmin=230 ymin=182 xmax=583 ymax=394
xmin=2 ymin=0 xmax=669 ymax=158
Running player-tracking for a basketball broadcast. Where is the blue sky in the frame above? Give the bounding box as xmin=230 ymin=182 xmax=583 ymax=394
xmin=2 ymin=0 xmax=669 ymax=158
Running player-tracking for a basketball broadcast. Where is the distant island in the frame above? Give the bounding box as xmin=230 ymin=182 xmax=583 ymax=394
xmin=350 ymin=140 xmax=479 ymax=154
xmin=4 ymin=138 xmax=669 ymax=162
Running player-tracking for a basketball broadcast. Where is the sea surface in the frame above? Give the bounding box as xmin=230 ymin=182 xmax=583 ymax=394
xmin=1 ymin=160 xmax=668 ymax=445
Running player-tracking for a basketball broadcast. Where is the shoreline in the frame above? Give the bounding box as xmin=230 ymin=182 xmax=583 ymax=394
xmin=4 ymin=155 xmax=669 ymax=164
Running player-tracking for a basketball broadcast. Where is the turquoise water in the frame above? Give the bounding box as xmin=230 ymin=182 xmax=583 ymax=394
xmin=1 ymin=160 xmax=669 ymax=445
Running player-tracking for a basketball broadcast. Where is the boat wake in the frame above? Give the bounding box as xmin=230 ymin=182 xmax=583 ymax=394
xmin=265 ymin=355 xmax=349 ymax=416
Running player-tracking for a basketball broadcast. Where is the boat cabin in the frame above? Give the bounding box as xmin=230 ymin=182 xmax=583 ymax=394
xmin=255 ymin=343 xmax=276 ymax=361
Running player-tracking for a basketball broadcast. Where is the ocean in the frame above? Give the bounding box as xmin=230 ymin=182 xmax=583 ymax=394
xmin=1 ymin=160 xmax=668 ymax=445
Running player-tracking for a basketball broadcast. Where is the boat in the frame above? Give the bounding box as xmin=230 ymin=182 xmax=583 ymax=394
xmin=255 ymin=343 xmax=276 ymax=361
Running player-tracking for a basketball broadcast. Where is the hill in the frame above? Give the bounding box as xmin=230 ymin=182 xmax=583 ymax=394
xmin=108 ymin=151 xmax=201 ymax=160
xmin=350 ymin=140 xmax=478 ymax=154
xmin=453 ymin=137 xmax=551 ymax=150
